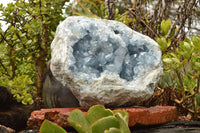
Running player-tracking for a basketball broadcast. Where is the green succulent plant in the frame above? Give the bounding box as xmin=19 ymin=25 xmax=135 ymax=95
xmin=67 ymin=105 xmax=131 ymax=133
xmin=40 ymin=120 xmax=67 ymax=133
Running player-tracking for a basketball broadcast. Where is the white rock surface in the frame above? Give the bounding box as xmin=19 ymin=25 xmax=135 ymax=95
xmin=50 ymin=16 xmax=163 ymax=109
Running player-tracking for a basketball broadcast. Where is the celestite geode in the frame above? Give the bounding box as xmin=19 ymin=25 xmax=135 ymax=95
xmin=50 ymin=16 xmax=163 ymax=109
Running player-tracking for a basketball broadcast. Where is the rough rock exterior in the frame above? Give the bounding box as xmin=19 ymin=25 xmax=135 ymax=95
xmin=50 ymin=16 xmax=162 ymax=109
xmin=0 ymin=125 xmax=15 ymax=133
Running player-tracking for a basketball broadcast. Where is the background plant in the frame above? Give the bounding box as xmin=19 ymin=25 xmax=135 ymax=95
xmin=0 ymin=0 xmax=69 ymax=105
xmin=152 ymin=18 xmax=200 ymax=119
xmin=160 ymin=35 xmax=200 ymax=119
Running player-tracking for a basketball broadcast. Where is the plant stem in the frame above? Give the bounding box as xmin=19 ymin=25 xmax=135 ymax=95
xmin=197 ymin=74 xmax=200 ymax=94
xmin=193 ymin=95 xmax=198 ymax=120
xmin=175 ymin=70 xmax=185 ymax=102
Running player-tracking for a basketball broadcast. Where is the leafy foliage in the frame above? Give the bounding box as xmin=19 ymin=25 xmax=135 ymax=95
xmin=68 ymin=0 xmax=132 ymax=25
xmin=68 ymin=105 xmax=131 ymax=133
xmin=0 ymin=75 xmax=36 ymax=105
xmin=67 ymin=0 xmax=105 ymax=18
xmin=160 ymin=19 xmax=172 ymax=36
xmin=158 ymin=20 xmax=200 ymax=118
xmin=0 ymin=0 xmax=69 ymax=105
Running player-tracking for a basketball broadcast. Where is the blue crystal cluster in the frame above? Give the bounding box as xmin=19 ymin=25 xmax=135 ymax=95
xmin=68 ymin=20 xmax=150 ymax=81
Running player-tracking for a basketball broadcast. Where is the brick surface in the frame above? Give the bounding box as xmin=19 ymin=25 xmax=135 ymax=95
xmin=116 ymin=106 xmax=178 ymax=126
xmin=27 ymin=106 xmax=177 ymax=129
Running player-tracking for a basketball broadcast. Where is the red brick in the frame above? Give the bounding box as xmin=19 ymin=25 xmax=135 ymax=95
xmin=27 ymin=106 xmax=177 ymax=129
xmin=117 ymin=106 xmax=178 ymax=126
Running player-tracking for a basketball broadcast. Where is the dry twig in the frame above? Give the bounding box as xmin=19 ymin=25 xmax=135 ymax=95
xmin=105 ymin=0 xmax=115 ymax=20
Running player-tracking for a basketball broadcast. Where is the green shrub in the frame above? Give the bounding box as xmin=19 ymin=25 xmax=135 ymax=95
xmin=0 ymin=75 xmax=36 ymax=105
xmin=0 ymin=0 xmax=70 ymax=105
xmin=158 ymin=34 xmax=200 ymax=119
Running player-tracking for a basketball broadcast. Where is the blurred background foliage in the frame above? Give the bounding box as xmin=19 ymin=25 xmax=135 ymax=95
xmin=0 ymin=0 xmax=200 ymax=119
xmin=0 ymin=0 xmax=69 ymax=105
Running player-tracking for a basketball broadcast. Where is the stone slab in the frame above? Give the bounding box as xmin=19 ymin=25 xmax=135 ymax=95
xmin=27 ymin=106 xmax=177 ymax=129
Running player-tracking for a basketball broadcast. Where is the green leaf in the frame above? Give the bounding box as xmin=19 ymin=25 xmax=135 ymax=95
xmin=184 ymin=38 xmax=191 ymax=43
xmin=20 ymin=33 xmax=26 ymax=37
xmin=86 ymin=105 xmax=113 ymax=125
xmin=163 ymin=58 xmax=173 ymax=64
xmin=183 ymin=42 xmax=192 ymax=50
xmin=178 ymin=41 xmax=194 ymax=59
xmin=91 ymin=116 xmax=120 ymax=133
xmin=156 ymin=37 xmax=171 ymax=52
xmin=113 ymin=110 xmax=129 ymax=125
xmin=114 ymin=113 xmax=131 ymax=133
xmin=195 ymin=62 xmax=200 ymax=68
xmin=160 ymin=19 xmax=172 ymax=36
xmin=104 ymin=128 xmax=121 ymax=133
xmin=160 ymin=20 xmax=165 ymax=32
xmin=191 ymin=36 xmax=200 ymax=50
xmin=67 ymin=109 xmax=91 ymax=133
xmin=191 ymin=55 xmax=200 ymax=71
xmin=171 ymin=58 xmax=180 ymax=65
xmin=40 ymin=120 xmax=67 ymax=133
xmin=26 ymin=40 xmax=32 ymax=45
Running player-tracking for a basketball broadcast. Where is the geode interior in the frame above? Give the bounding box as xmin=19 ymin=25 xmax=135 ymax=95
xmin=71 ymin=33 xmax=150 ymax=81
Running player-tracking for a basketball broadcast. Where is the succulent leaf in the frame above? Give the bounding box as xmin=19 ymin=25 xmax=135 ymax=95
xmin=86 ymin=105 xmax=113 ymax=124
xmin=104 ymin=128 xmax=121 ymax=133
xmin=91 ymin=116 xmax=120 ymax=133
xmin=39 ymin=120 xmax=67 ymax=133
xmin=68 ymin=109 xmax=91 ymax=133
